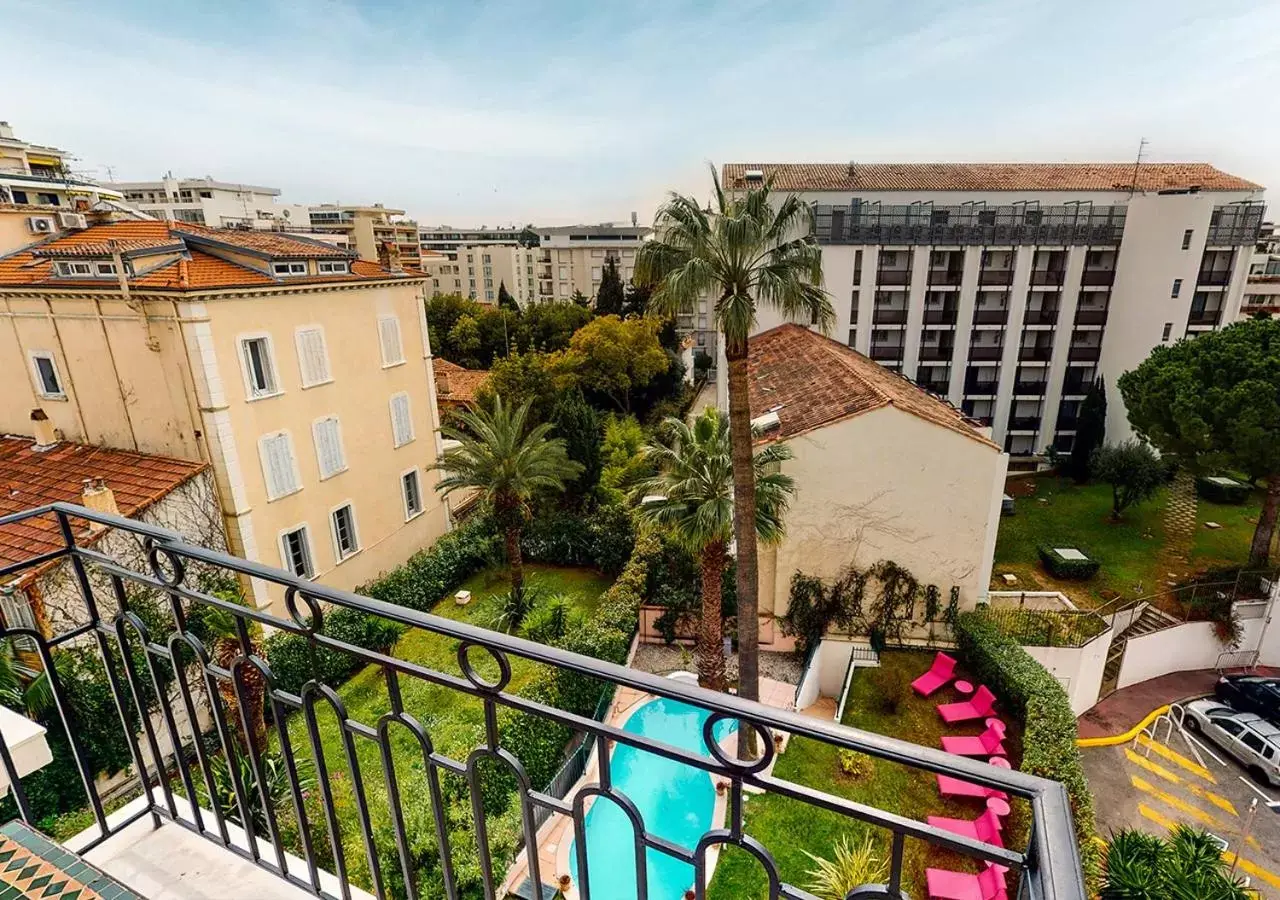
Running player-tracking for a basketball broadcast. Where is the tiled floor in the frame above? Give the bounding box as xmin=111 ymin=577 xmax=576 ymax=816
xmin=0 ymin=820 xmax=138 ymax=900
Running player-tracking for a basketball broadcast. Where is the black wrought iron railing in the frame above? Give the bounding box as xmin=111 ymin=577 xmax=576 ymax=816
xmin=0 ymin=504 xmax=1086 ymax=900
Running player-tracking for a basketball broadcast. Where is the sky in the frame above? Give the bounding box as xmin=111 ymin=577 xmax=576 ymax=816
xmin=4 ymin=0 xmax=1279 ymax=226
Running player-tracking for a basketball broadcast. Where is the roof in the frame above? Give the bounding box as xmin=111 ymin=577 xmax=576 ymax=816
xmin=746 ymin=324 xmax=997 ymax=448
xmin=721 ymin=162 xmax=1263 ymax=194
xmin=434 ymin=359 xmax=489 ymax=406
xmin=107 ymin=177 xmax=281 ymax=196
xmin=0 ymin=436 xmax=208 ymax=576
xmin=0 ymin=220 xmax=421 ymax=292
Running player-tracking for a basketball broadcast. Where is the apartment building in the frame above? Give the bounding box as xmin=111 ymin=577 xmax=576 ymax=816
xmin=419 ymin=225 xmax=526 ymax=255
xmin=423 ymin=243 xmax=538 ymax=305
xmin=0 ymin=218 xmax=449 ymax=613
xmin=533 ymin=223 xmax=648 ymax=303
xmin=721 ymin=162 xmax=1266 ymax=456
xmin=107 ymin=175 xmax=309 ymax=230
xmin=308 ymin=203 xmax=422 ymax=268
xmin=1240 ymin=222 xmax=1280 ymax=317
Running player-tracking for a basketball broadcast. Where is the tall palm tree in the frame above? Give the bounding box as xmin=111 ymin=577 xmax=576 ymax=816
xmin=432 ymin=396 xmax=582 ymax=600
xmin=632 ymin=408 xmax=795 ymax=692
xmin=635 ymin=166 xmax=831 ymax=716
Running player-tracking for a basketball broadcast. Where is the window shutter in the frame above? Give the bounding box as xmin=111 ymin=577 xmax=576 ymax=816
xmin=261 ymin=433 xmax=298 ymax=499
xmin=379 ymin=316 xmax=403 ymax=365
xmin=390 ymin=394 xmax=413 ymax=447
xmin=296 ymin=328 xmax=330 ymax=386
xmin=313 ymin=417 xmax=345 ymax=478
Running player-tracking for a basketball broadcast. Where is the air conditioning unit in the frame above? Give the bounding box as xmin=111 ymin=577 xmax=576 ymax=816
xmin=56 ymin=212 xmax=87 ymax=230
xmin=26 ymin=216 xmax=55 ymax=234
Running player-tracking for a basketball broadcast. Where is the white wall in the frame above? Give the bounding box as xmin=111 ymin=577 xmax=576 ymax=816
xmin=1022 ymin=626 xmax=1113 ymax=715
xmin=1116 ymin=608 xmax=1268 ymax=690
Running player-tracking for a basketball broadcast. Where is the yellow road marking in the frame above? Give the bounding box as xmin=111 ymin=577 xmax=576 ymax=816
xmin=1140 ymin=807 xmax=1267 ymax=872
xmin=1223 ymin=853 xmax=1280 ymax=891
xmin=1130 ymin=775 xmax=1223 ymax=829
xmin=1138 ymin=801 xmax=1180 ymax=831
xmin=1135 ymin=733 xmax=1217 ymax=783
xmin=1078 ymin=704 xmax=1171 ymax=747
xmin=1123 ymin=749 xmax=1238 ymax=816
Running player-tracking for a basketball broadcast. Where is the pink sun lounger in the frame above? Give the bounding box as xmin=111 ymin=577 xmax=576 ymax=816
xmin=925 ymin=862 xmax=1009 ymax=900
xmin=936 ymin=756 xmax=1011 ymax=800
xmin=937 ymin=685 xmax=997 ymax=723
xmin=926 ymin=807 xmax=1004 ymax=848
xmin=912 ymin=652 xmax=958 ymax=697
xmin=941 ymin=723 xmax=1006 ymax=757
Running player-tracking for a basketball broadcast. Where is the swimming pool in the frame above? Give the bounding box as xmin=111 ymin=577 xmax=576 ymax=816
xmin=568 ymin=696 xmax=735 ymax=900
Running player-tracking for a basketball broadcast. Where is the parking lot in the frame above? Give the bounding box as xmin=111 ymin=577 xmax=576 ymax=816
xmin=1082 ymin=706 xmax=1280 ymax=896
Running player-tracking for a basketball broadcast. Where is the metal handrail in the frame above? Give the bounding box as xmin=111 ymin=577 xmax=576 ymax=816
xmin=0 ymin=504 xmax=1087 ymax=900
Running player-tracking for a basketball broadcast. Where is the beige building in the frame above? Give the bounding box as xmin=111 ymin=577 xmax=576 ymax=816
xmin=0 ymin=218 xmax=450 ymax=614
xmin=423 ymin=243 xmax=538 ymax=305
xmin=107 ymin=175 xmax=310 ymax=231
xmin=723 ymin=324 xmax=1007 ymax=646
xmin=533 ymin=223 xmax=648 ymax=303
xmin=308 ymin=204 xmax=422 ymax=269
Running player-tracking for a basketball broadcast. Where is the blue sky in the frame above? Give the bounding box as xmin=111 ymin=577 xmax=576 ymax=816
xmin=4 ymin=0 xmax=1278 ymax=225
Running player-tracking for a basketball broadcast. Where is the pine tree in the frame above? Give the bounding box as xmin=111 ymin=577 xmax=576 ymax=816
xmin=497 ymin=281 xmax=519 ymax=312
xmin=594 ymin=257 xmax=625 ymax=316
xmin=1070 ymin=376 xmax=1107 ymax=482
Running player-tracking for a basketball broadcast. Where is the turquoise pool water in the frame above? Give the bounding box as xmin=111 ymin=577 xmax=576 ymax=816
xmin=568 ymin=697 xmax=735 ymax=900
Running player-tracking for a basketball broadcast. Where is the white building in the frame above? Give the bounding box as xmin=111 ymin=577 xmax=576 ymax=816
xmin=418 ymin=225 xmax=526 ymax=256
xmin=533 ymin=223 xmax=648 ymax=303
xmin=107 ymin=175 xmax=309 ymax=230
xmin=423 ymin=242 xmax=539 ymax=305
xmin=1241 ymin=222 xmax=1280 ymax=317
xmin=721 ymin=162 xmax=1266 ymax=457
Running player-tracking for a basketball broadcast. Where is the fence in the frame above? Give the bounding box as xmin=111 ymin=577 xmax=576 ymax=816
xmin=971 ymin=606 xmax=1108 ymax=649
xmin=528 ymin=687 xmax=615 ymax=837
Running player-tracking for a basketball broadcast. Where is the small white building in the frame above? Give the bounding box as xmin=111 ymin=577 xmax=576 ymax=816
xmin=107 ymin=175 xmax=309 ymax=231
xmin=719 ymin=324 xmax=1007 ymax=647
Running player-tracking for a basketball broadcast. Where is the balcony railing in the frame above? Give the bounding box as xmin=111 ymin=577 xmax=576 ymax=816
xmin=1019 ymin=345 xmax=1053 ymax=362
xmin=964 ymin=380 xmax=998 ymax=395
xmin=1061 ymin=377 xmax=1090 ymax=395
xmin=1013 ymin=381 xmax=1048 ymax=396
xmin=979 ymin=269 xmax=1013 ymax=286
xmin=870 ymin=344 xmax=905 ymax=361
xmin=923 ymin=308 xmax=958 ymax=325
xmin=1073 ymin=308 xmax=1108 ymax=326
xmin=1009 ymin=416 xmax=1042 ymax=431
xmin=928 ymin=269 xmax=963 ymax=286
xmin=877 ymin=270 xmax=911 ymax=286
xmin=918 ymin=345 xmax=955 ymax=361
xmin=919 ymin=379 xmax=951 ymax=395
xmin=0 ymin=504 xmax=1085 ymax=900
xmin=1079 ymin=269 xmax=1115 ymax=286
xmin=1023 ymin=308 xmax=1059 ymax=326
xmin=873 ymin=309 xmax=908 ymax=325
xmin=1187 ymin=308 xmax=1222 ymax=326
xmin=1069 ymin=345 xmax=1102 ymax=361
xmin=1197 ymin=270 xmax=1231 ymax=286
xmin=973 ymin=308 xmax=1008 ymax=325
xmin=1057 ymin=415 xmax=1079 ymax=431
xmin=1029 ymin=270 xmax=1065 ymax=286
xmin=968 ymin=345 xmax=1004 ymax=361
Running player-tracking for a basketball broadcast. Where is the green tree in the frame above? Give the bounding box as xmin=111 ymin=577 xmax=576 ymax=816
xmin=515 ymin=300 xmax=593 ymax=352
xmin=632 ymin=408 xmax=795 ymax=691
xmin=571 ymin=289 xmax=589 ymax=308
xmin=426 ymin=294 xmax=484 ymax=360
xmin=550 ymin=388 xmax=603 ymax=506
xmin=1119 ymin=318 xmax=1280 ymax=566
xmin=1091 ymin=440 xmax=1164 ymax=522
xmin=431 ymin=397 xmax=583 ymax=600
xmin=622 ymin=282 xmax=652 ymax=318
xmin=448 ymin=315 xmax=482 ymax=368
xmin=599 ymin=415 xmax=650 ymax=505
xmin=478 ymin=350 xmax=572 ymax=424
xmin=474 ymin=307 xmax=517 ymax=366
xmin=1070 ymin=377 xmax=1107 ymax=483
xmin=636 ymin=165 xmax=831 ymax=726
xmin=1101 ymin=826 xmax=1250 ymax=899
xmin=594 ymin=256 xmax=626 ymax=316
xmin=563 ymin=315 xmax=670 ymax=413
xmin=0 ymin=640 xmax=51 ymax=717
xmin=497 ymin=281 xmax=519 ymax=312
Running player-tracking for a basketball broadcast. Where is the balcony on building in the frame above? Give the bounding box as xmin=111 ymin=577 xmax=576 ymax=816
xmin=916 ymin=364 xmax=951 ymax=395
xmin=1008 ymin=415 xmax=1042 ymax=432
xmin=872 ymin=291 xmax=909 ymax=325
xmin=1207 ymin=201 xmax=1266 ymax=246
xmin=1056 ymin=399 xmax=1081 ymax=431
xmin=1187 ymin=293 xmax=1224 ymax=328
xmin=964 ymin=365 xmax=999 ymax=395
xmin=1073 ymin=295 xmax=1109 ymax=327
xmin=869 ymin=340 xmax=905 ymax=362
xmin=922 ymin=292 xmax=959 ymax=325
xmin=1029 ymin=250 xmax=1066 ymax=286
xmin=918 ymin=337 xmax=955 ymax=361
xmin=1061 ymin=366 xmax=1096 ymax=396
xmin=1023 ymin=295 xmax=1059 ymax=327
xmin=1080 ymin=248 xmax=1116 ymax=286
xmin=812 ymin=199 xmax=1126 ymax=246
xmin=1197 ymin=248 xmax=1235 ymax=287
xmin=1013 ymin=367 xmax=1048 ymax=396
xmin=972 ymin=291 xmax=1009 ymax=326
xmin=968 ymin=342 xmax=1004 ymax=362
xmin=962 ymin=398 xmax=995 ymax=426
xmin=1068 ymin=330 xmax=1103 ymax=361
xmin=1018 ymin=338 xmax=1053 ymax=362
xmin=927 ymin=250 xmax=964 ymax=286
xmin=978 ymin=267 xmax=1013 ymax=286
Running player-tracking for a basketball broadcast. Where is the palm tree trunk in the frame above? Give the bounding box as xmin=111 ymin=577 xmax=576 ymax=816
xmin=1165 ymin=466 xmax=1198 ymax=561
xmin=697 ymin=542 xmax=728 ymax=692
xmin=1248 ymin=473 xmax=1280 ymax=569
xmin=214 ymin=638 xmax=267 ymax=755
xmin=505 ymin=524 xmax=525 ymax=601
xmin=725 ymin=339 xmax=761 ymax=758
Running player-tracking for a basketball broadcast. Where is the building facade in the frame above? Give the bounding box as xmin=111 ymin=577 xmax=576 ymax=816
xmin=308 ymin=204 xmax=422 ymax=269
xmin=418 ymin=225 xmax=525 ymax=256
xmin=533 ymin=223 xmax=648 ymax=303
xmin=1241 ymin=222 xmax=1280 ymax=317
xmin=424 ymin=243 xmax=538 ymax=305
xmin=0 ymin=219 xmax=450 ymax=614
xmin=722 ymin=162 xmax=1266 ymax=456
xmin=107 ymin=176 xmax=309 ymax=231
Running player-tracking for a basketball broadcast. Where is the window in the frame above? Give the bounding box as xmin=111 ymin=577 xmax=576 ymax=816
xmin=484 ymin=278 xmax=493 ymax=289
xmin=294 ymin=326 xmax=331 ymax=387
xmin=54 ymin=261 xmax=94 ymax=277
xmin=11 ymin=191 xmax=28 ymax=203
xmin=881 ymin=251 xmax=898 ymax=266
xmin=1241 ymin=732 xmax=1269 ymax=755
xmin=930 ymin=210 xmax=949 ymax=225
xmin=37 ymin=193 xmax=59 ymax=206
xmin=312 ymin=416 xmax=346 ymax=479
xmin=591 ymin=249 xmax=603 ymax=258
xmin=30 ymin=352 xmax=63 ymax=398
xmin=317 ymin=260 xmax=349 ymax=274
xmin=389 ymin=392 xmax=414 ymax=447
xmin=1161 ymin=322 xmax=1173 ymax=342
xmin=378 ymin=315 xmax=405 ymax=366
xmin=280 ymin=526 xmax=314 ymax=578
xmin=559 ymin=283 xmax=568 ymax=298
xmin=1213 ymin=717 xmax=1244 ymax=736
xmin=199 ymin=190 xmax=212 ymax=199
xmin=591 ymin=267 xmax=602 ymax=281
xmin=1088 ymin=251 xmax=1103 ymax=266
xmin=1171 ymin=279 xmax=1182 ymax=298
xmin=1182 ymin=229 xmax=1194 ymax=250
xmin=485 ymin=290 xmax=495 ymax=301
xmin=272 ymin=261 xmax=307 ymax=276
xmin=558 ymin=266 xmax=568 ymax=280
xmin=240 ymin=336 xmax=279 ymax=397
xmin=482 ymin=253 xmax=491 ymax=264
xmin=483 ymin=266 xmax=492 ymax=277
xmin=258 ymin=432 xmax=300 ymax=500
xmin=402 ymin=469 xmax=423 ymax=519
xmin=331 ymin=504 xmax=359 ymax=560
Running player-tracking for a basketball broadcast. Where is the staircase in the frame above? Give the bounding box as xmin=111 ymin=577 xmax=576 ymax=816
xmin=1099 ymin=604 xmax=1182 ymax=696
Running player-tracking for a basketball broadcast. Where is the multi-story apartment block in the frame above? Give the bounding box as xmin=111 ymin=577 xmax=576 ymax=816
xmin=0 ymin=121 xmax=124 ymax=255
xmin=533 ymin=223 xmax=648 ymax=303
xmin=721 ymin=162 xmax=1265 ymax=456
xmin=107 ymin=175 xmax=310 ymax=230
xmin=0 ymin=218 xmax=450 ymax=613
xmin=418 ymin=225 xmax=526 ymax=256
xmin=308 ymin=203 xmax=422 ymax=268
xmin=1240 ymin=222 xmax=1280 ymax=317
xmin=423 ymin=243 xmax=538 ymax=305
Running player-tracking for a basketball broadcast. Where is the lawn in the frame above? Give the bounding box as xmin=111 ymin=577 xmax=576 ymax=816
xmin=706 ymin=651 xmax=1029 ymax=900
xmin=993 ymin=475 xmax=1263 ymax=608
xmin=270 ymin=563 xmax=612 ymax=890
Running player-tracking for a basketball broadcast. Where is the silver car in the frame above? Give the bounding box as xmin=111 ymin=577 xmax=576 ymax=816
xmin=1183 ymin=698 xmax=1280 ymax=786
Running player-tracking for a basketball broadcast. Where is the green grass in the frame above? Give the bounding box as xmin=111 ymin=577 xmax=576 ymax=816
xmin=994 ymin=476 xmax=1262 ymax=608
xmin=270 ymin=563 xmax=612 ymax=889
xmin=706 ymin=651 xmax=1029 ymax=900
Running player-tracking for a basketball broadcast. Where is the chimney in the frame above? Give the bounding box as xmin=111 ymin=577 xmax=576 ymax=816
xmin=437 ymin=368 xmax=451 ymax=396
xmin=0 ymin=122 xmax=13 ymax=140
xmin=81 ymin=478 xmax=118 ymax=531
xmin=30 ymin=409 xmax=57 ymax=451
xmin=378 ymin=241 xmax=403 ymax=274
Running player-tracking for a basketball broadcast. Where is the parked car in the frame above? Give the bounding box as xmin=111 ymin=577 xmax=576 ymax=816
xmin=1215 ymin=675 xmax=1280 ymax=724
xmin=1183 ymin=699 xmax=1280 ymax=786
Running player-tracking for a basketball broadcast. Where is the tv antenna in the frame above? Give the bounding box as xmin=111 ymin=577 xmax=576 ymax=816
xmin=1128 ymin=137 xmax=1148 ymax=196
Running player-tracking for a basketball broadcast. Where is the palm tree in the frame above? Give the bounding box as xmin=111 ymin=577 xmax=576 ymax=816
xmin=1102 ymin=825 xmax=1251 ymax=899
xmin=635 ymin=166 xmax=831 ymax=716
xmin=432 ymin=396 xmax=583 ymax=600
xmin=0 ymin=641 xmax=51 ymax=717
xmin=632 ymin=408 xmax=795 ymax=692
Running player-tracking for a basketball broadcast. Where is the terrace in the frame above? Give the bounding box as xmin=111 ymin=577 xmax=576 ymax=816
xmin=0 ymin=504 xmax=1086 ymax=900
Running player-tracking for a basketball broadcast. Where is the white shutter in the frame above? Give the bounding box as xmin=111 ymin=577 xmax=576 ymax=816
xmin=390 ymin=393 xmax=414 ymax=447
xmin=296 ymin=327 xmax=330 ymax=386
xmin=260 ymin=433 xmax=298 ymax=499
xmin=313 ymin=417 xmax=346 ymax=479
xmin=378 ymin=316 xmax=403 ymax=366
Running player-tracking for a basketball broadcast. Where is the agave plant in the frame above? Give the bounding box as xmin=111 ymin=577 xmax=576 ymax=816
xmin=803 ymin=835 xmax=888 ymax=900
xmin=203 ymin=750 xmax=315 ymax=837
xmin=521 ymin=593 xmax=585 ymax=644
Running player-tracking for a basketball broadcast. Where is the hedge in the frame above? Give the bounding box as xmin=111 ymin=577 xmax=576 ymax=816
xmin=520 ymin=504 xmax=636 ymax=576
xmin=1037 ymin=545 xmax=1100 ymax=580
xmin=954 ymin=612 xmax=1100 ymax=889
xmin=1196 ymin=476 xmax=1251 ymax=505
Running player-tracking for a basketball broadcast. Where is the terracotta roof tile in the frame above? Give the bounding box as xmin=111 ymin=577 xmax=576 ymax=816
xmin=0 ymin=437 xmax=207 ymax=572
xmin=171 ymin=222 xmax=354 ymax=258
xmin=433 ymin=359 xmax=489 ymax=406
xmin=747 ymin=324 xmax=997 ymax=448
xmin=722 ymin=162 xmax=1263 ymax=193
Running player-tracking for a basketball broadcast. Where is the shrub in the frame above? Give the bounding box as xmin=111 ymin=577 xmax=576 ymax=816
xmin=1196 ymin=475 xmax=1251 ymax=505
xmin=836 ymin=749 xmax=870 ymax=780
xmin=264 ymin=606 xmax=404 ymax=696
xmin=869 ymin=666 xmax=910 ymax=715
xmin=954 ymin=612 xmax=1100 ymax=889
xmin=521 ymin=503 xmax=636 ymax=575
xmin=803 ymin=835 xmax=887 ymax=900
xmin=1037 ymin=545 xmax=1100 ymax=580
